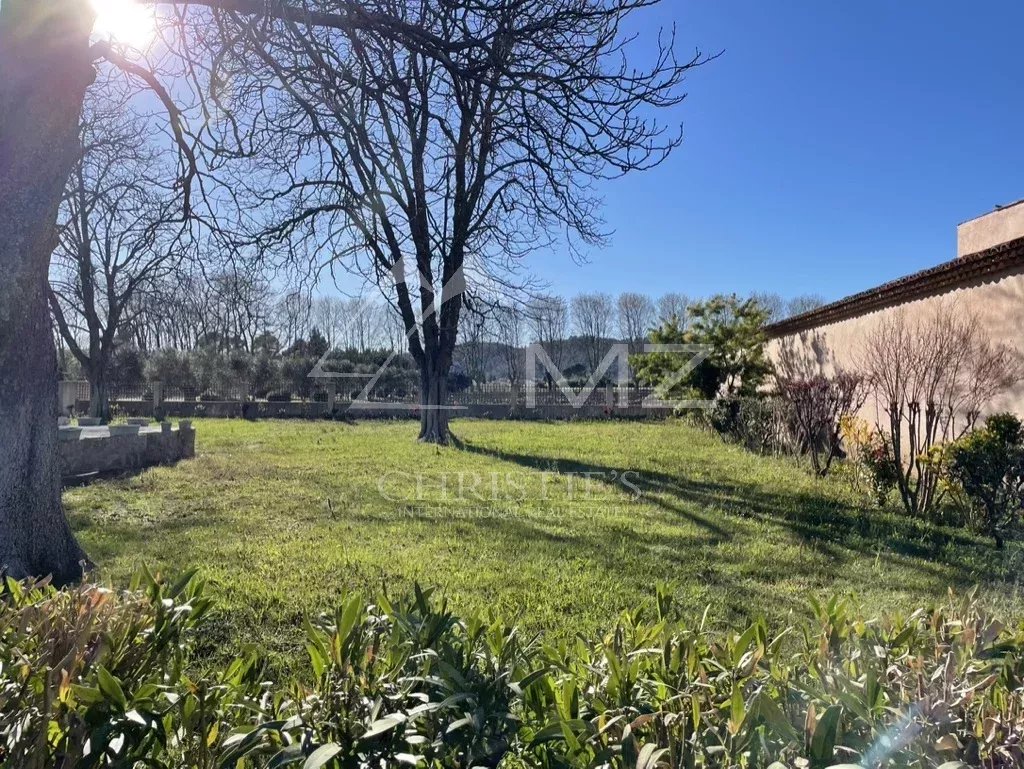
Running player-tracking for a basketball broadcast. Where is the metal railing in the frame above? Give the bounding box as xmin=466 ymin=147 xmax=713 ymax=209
xmin=75 ymin=381 xmax=673 ymax=412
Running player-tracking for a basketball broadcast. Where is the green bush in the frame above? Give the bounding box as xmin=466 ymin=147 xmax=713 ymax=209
xmin=856 ymin=430 xmax=902 ymax=508
xmin=0 ymin=569 xmax=213 ymax=769
xmin=4 ymin=573 xmax=1024 ymax=768
xmin=708 ymin=396 xmax=797 ymax=456
xmin=631 ymin=295 xmax=772 ymax=401
xmin=946 ymin=413 xmax=1024 ymax=548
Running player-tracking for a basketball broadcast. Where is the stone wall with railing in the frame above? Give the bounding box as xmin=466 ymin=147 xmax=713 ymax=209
xmin=64 ymin=381 xmax=677 ymax=422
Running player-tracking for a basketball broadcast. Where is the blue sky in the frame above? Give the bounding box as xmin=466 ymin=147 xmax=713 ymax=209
xmin=529 ymin=0 xmax=1024 ymax=303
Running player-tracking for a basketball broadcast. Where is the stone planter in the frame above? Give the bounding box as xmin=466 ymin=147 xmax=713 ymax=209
xmin=78 ymin=417 xmax=102 ymax=427
xmin=127 ymin=418 xmax=151 ymax=427
xmin=108 ymin=424 xmax=141 ymax=437
xmin=58 ymin=426 xmax=83 ymax=441
xmin=179 ymin=420 xmax=193 ymax=431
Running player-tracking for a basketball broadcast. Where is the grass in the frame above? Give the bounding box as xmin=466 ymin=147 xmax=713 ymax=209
xmin=66 ymin=418 xmax=1024 ymax=669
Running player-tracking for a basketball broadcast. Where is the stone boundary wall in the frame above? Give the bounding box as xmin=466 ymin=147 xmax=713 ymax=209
xmin=59 ymin=424 xmax=196 ymax=480
xmin=98 ymin=398 xmax=673 ymax=422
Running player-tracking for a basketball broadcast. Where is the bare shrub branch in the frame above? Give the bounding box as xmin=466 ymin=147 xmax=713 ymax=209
xmin=859 ymin=302 xmax=1024 ymax=519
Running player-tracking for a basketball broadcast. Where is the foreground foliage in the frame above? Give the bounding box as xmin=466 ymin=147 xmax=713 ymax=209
xmin=3 ymin=571 xmax=1024 ymax=768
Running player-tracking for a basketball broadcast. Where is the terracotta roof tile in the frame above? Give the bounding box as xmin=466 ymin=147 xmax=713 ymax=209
xmin=765 ymin=235 xmax=1024 ymax=338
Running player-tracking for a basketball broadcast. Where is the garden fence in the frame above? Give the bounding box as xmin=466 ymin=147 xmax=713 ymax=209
xmin=75 ymin=380 xmax=676 ymax=420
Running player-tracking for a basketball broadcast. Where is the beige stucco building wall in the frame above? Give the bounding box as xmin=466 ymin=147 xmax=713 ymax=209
xmin=958 ymin=200 xmax=1024 ymax=258
xmin=767 ymin=268 xmax=1024 ymax=422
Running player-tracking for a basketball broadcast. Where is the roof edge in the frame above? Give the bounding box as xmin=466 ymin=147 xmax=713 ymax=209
xmin=765 ymin=235 xmax=1024 ymax=338
xmin=958 ymin=198 xmax=1024 ymax=227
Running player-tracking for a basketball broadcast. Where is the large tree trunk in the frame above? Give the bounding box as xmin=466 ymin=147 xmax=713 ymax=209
xmin=87 ymin=366 xmax=112 ymax=423
xmin=418 ymin=361 xmax=451 ymax=445
xmin=0 ymin=0 xmax=95 ymax=584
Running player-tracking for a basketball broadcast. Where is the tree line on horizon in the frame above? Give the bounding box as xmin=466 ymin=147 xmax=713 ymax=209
xmin=55 ymin=267 xmax=826 ymax=408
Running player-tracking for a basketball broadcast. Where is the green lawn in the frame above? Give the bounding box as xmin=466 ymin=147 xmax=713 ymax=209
xmin=66 ymin=418 xmax=1023 ymax=669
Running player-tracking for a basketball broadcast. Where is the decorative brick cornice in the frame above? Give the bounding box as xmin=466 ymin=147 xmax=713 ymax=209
xmin=765 ymin=236 xmax=1024 ymax=338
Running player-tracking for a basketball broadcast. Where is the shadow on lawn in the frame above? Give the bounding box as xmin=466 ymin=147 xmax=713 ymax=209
xmin=457 ymin=439 xmax=1002 ymax=589
xmin=66 ymin=430 xmax=1014 ymax=637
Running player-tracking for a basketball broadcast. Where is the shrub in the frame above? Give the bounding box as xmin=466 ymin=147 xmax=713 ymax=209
xmin=0 ymin=570 xmax=212 ymax=769
xmin=861 ymin=430 xmax=901 ymax=507
xmin=709 ymin=396 xmax=797 ymax=456
xmin=945 ymin=413 xmax=1024 ymax=548
xmin=779 ymin=371 xmax=866 ymax=476
xmin=841 ymin=416 xmax=900 ymax=505
xmin=281 ymin=355 xmax=318 ymax=399
xmin=631 ymin=295 xmax=771 ymax=401
xmin=199 ymin=390 xmax=224 ymax=402
xmin=859 ymin=302 xmax=1024 ymax=521
xmin=191 ymin=344 xmax=236 ymax=394
xmin=447 ymin=369 xmax=473 ymax=394
xmin=5 ymin=574 xmax=1024 ymax=768
xmin=520 ymin=588 xmax=1024 ymax=768
xmin=143 ymin=348 xmax=197 ymax=391
xmin=251 ymin=353 xmax=282 ymax=399
xmin=266 ymin=390 xmax=293 ymax=403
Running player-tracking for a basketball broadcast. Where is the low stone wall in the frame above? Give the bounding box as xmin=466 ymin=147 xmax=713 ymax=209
xmin=104 ymin=398 xmax=674 ymax=422
xmin=59 ymin=423 xmax=196 ymax=480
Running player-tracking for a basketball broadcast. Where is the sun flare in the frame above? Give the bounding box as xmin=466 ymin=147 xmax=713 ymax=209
xmin=91 ymin=0 xmax=155 ymax=48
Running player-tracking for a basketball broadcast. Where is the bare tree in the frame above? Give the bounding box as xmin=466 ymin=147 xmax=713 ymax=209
xmin=457 ymin=310 xmax=495 ymax=384
xmin=275 ymin=292 xmax=312 ymax=350
xmin=617 ymin=292 xmax=655 ymax=353
xmin=341 ymin=297 xmax=389 ymax=352
xmin=572 ymin=293 xmax=614 ymax=373
xmin=199 ymin=269 xmax=277 ymax=351
xmin=0 ymin=0 xmax=707 ymax=577
xmin=1 ymin=0 xmax=513 ymax=583
xmin=657 ymin=292 xmax=691 ymax=327
xmin=788 ymin=294 xmax=827 ymax=318
xmin=312 ymin=296 xmax=347 ymax=349
xmin=0 ymin=1 xmax=110 ymax=583
xmin=201 ymin=1 xmax=706 ymax=443
xmin=381 ymin=303 xmax=408 ymax=353
xmin=495 ymin=303 xmax=525 ymax=384
xmin=859 ymin=303 xmax=1024 ymax=519
xmin=48 ymin=92 xmax=184 ymax=420
xmin=527 ymin=295 xmax=570 ymax=385
xmin=749 ymin=292 xmax=786 ymax=324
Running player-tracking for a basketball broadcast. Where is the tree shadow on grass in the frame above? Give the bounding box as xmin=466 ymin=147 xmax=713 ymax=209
xmin=64 ymin=429 xmax=1016 ymax=654
xmin=335 ymin=502 xmax=801 ymax=623
xmin=456 ymin=439 xmax=1003 ymax=588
